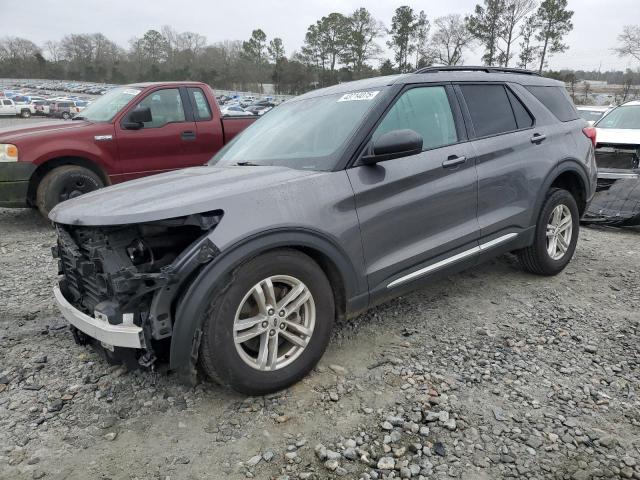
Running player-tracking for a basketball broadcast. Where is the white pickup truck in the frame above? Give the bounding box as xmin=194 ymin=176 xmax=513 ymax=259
xmin=0 ymin=98 xmax=35 ymax=118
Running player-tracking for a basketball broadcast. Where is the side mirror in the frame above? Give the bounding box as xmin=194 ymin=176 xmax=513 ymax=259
xmin=361 ymin=129 xmax=423 ymax=165
xmin=123 ymin=106 xmax=152 ymax=130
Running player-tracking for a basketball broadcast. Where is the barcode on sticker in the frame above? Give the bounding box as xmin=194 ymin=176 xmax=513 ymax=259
xmin=338 ymin=91 xmax=380 ymax=102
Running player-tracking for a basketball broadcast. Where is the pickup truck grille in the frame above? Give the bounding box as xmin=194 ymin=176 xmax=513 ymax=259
xmin=55 ymin=227 xmax=110 ymax=314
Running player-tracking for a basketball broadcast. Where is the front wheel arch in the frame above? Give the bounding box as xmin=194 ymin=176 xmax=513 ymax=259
xmin=27 ymin=157 xmax=109 ymax=206
xmin=169 ymin=229 xmax=363 ymax=373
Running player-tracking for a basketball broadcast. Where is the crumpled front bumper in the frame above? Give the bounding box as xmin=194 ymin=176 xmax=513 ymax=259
xmin=53 ymin=286 xmax=143 ymax=349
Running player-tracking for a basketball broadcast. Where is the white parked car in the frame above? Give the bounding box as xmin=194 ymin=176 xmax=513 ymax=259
xmin=0 ymin=98 xmax=34 ymax=118
xmin=577 ymin=106 xmax=611 ymax=126
xmin=221 ymin=105 xmax=253 ymax=117
xmin=584 ymin=100 xmax=640 ymax=225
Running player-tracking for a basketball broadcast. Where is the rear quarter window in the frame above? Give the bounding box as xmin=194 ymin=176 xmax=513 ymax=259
xmin=525 ymin=86 xmax=578 ymax=122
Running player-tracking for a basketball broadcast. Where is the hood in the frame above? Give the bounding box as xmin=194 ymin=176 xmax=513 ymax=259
xmin=0 ymin=120 xmax=94 ymax=143
xmin=595 ymin=128 xmax=640 ymax=146
xmin=49 ymin=165 xmax=323 ymax=226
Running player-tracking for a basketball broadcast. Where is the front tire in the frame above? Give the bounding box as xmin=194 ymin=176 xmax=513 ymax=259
xmin=517 ymin=188 xmax=579 ymax=276
xmin=36 ymin=165 xmax=104 ymax=217
xmin=198 ymin=249 xmax=334 ymax=395
xmin=61 ymin=112 xmax=70 ymax=120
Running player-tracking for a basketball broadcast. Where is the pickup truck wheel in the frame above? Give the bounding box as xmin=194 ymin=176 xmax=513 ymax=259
xmin=36 ymin=165 xmax=104 ymax=217
xmin=20 ymin=109 xmax=31 ymax=118
xmin=61 ymin=112 xmax=70 ymax=120
xmin=198 ymin=249 xmax=334 ymax=395
xmin=517 ymin=188 xmax=579 ymax=276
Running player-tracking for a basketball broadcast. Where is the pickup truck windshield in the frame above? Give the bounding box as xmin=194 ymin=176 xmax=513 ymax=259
xmin=77 ymin=87 xmax=142 ymax=122
xmin=210 ymin=90 xmax=384 ymax=171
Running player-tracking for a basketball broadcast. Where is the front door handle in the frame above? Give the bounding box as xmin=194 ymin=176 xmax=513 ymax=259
xmin=531 ymin=133 xmax=546 ymax=144
xmin=181 ymin=130 xmax=196 ymax=141
xmin=442 ymin=155 xmax=467 ymax=168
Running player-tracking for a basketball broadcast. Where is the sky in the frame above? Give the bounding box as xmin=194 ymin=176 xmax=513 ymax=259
xmin=4 ymin=0 xmax=639 ymax=72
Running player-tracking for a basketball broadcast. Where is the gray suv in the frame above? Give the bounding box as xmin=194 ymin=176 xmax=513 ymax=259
xmin=50 ymin=67 xmax=597 ymax=394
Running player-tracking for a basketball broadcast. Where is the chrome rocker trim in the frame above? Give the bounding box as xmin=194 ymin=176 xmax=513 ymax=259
xmin=387 ymin=233 xmax=518 ymax=289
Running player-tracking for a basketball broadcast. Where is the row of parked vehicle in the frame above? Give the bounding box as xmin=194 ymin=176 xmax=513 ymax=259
xmin=15 ymin=80 xmax=116 ymax=95
xmin=217 ymin=94 xmax=279 ymax=116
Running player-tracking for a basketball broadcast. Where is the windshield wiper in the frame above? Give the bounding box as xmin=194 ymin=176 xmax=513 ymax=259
xmin=234 ymin=161 xmax=261 ymax=166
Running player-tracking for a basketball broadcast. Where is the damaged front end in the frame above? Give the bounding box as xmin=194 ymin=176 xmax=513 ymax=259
xmin=584 ymin=143 xmax=640 ymax=226
xmin=52 ymin=211 xmax=222 ymax=368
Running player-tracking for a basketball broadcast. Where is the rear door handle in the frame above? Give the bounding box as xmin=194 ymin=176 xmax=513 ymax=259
xmin=181 ymin=130 xmax=196 ymax=141
xmin=442 ymin=155 xmax=467 ymax=168
xmin=530 ymin=133 xmax=546 ymax=144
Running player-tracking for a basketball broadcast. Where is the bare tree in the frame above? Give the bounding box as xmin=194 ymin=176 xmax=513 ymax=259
xmin=430 ymin=15 xmax=474 ymax=66
xmin=43 ymin=40 xmax=62 ymax=62
xmin=498 ymin=0 xmax=537 ymax=66
xmin=582 ymin=80 xmax=592 ymax=102
xmin=614 ymin=25 xmax=640 ymax=62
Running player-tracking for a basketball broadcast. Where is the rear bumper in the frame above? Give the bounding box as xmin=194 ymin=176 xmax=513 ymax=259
xmin=0 ymin=162 xmax=36 ymax=207
xmin=53 ymin=286 xmax=143 ymax=349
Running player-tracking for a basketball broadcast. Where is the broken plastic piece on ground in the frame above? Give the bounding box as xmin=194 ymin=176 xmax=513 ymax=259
xmin=583 ymin=175 xmax=640 ymax=226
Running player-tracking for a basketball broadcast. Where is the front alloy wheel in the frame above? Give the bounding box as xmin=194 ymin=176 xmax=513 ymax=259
xmin=198 ymin=249 xmax=334 ymax=395
xmin=233 ymin=275 xmax=315 ymax=371
xmin=546 ymin=204 xmax=573 ymax=260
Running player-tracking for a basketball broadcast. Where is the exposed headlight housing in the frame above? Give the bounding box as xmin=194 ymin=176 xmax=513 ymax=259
xmin=0 ymin=144 xmax=18 ymax=162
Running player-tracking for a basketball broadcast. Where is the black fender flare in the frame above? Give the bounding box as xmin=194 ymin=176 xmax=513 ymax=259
xmin=169 ymin=228 xmax=365 ymax=372
xmin=529 ymin=159 xmax=590 ymax=226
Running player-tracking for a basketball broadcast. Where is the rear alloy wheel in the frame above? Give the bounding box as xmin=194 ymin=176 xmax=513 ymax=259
xmin=517 ymin=188 xmax=579 ymax=276
xmin=62 ymin=111 xmax=70 ymax=120
xmin=546 ymin=204 xmax=573 ymax=260
xmin=20 ymin=109 xmax=31 ymax=118
xmin=198 ymin=249 xmax=334 ymax=395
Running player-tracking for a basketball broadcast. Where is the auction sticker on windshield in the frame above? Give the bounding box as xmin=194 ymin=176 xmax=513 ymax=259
xmin=123 ymin=89 xmax=141 ymax=96
xmin=338 ymin=91 xmax=379 ymax=102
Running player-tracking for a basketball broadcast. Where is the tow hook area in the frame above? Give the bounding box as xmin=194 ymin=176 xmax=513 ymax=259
xmin=70 ymin=325 xmax=90 ymax=346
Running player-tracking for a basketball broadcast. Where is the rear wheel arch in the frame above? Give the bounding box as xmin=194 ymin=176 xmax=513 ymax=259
xmin=169 ymin=229 xmax=363 ymax=373
xmin=27 ymin=156 xmax=110 ymax=206
xmin=533 ymin=162 xmax=589 ymax=223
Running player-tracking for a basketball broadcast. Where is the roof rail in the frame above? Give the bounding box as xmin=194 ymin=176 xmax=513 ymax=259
xmin=414 ymin=65 xmax=541 ymax=76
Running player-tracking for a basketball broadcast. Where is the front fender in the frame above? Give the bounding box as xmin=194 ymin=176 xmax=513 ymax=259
xmin=169 ymin=228 xmax=366 ymax=372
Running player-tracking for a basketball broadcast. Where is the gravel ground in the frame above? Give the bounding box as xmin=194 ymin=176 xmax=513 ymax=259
xmin=0 ymin=206 xmax=639 ymax=480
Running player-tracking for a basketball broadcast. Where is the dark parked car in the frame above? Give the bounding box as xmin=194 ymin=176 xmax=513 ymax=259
xmin=49 ymin=100 xmax=80 ymax=119
xmin=50 ymin=67 xmax=596 ymax=394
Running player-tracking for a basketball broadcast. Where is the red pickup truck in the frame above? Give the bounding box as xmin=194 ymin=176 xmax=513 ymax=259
xmin=0 ymin=81 xmax=256 ymax=216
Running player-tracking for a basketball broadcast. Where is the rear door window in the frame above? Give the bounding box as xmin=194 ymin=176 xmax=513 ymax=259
xmin=373 ymin=86 xmax=458 ymax=151
xmin=187 ymin=87 xmax=212 ymax=121
xmin=460 ymin=84 xmax=517 ymax=137
xmin=525 ymin=86 xmax=578 ymax=122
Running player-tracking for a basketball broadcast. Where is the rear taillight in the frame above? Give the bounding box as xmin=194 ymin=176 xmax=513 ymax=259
xmin=583 ymin=127 xmax=597 ymax=149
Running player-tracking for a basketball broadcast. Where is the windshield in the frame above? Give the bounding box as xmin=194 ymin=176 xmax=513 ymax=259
xmin=210 ymin=89 xmax=384 ymax=171
xmin=596 ymin=105 xmax=640 ymax=130
xmin=77 ymin=86 xmax=142 ymax=122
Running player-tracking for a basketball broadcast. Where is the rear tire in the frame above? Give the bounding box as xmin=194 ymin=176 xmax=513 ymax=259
xmin=198 ymin=249 xmax=334 ymax=395
xmin=20 ymin=109 xmax=31 ymax=118
xmin=62 ymin=112 xmax=70 ymax=120
xmin=36 ymin=165 xmax=104 ymax=218
xmin=517 ymin=188 xmax=579 ymax=276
